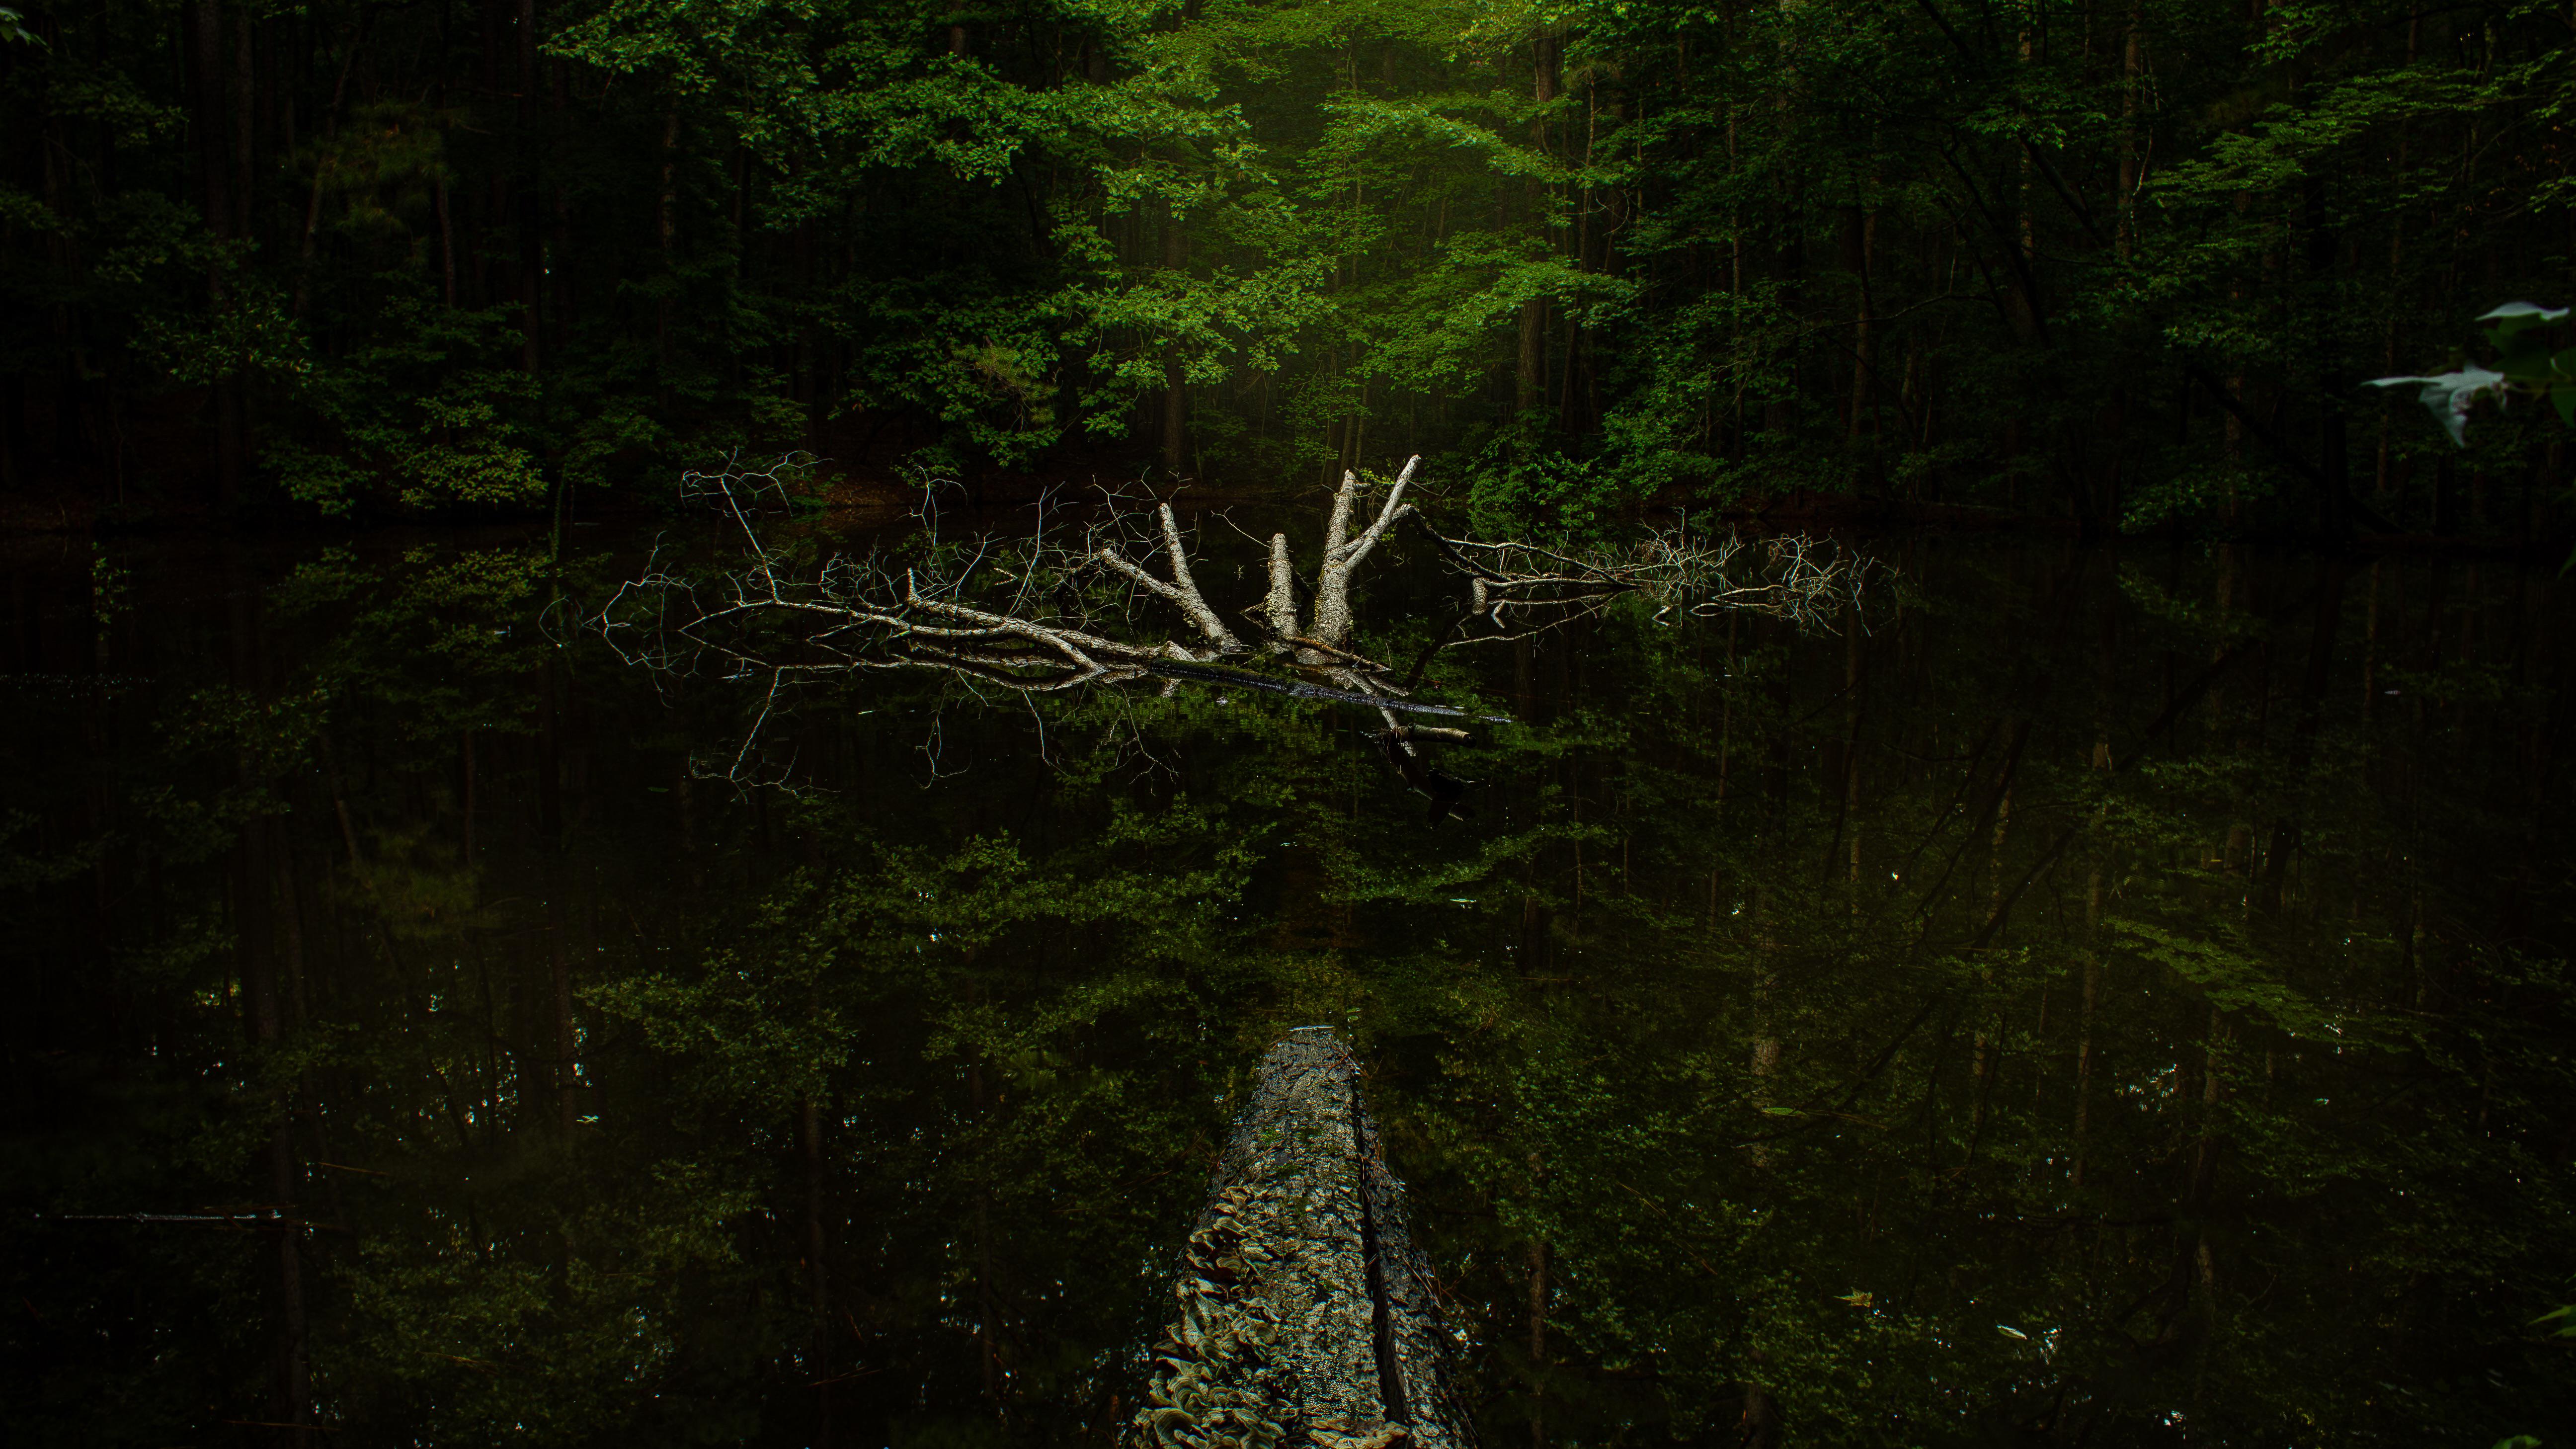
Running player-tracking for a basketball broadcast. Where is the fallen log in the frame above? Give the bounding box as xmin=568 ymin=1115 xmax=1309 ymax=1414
xmin=1125 ymin=1028 xmax=1474 ymax=1449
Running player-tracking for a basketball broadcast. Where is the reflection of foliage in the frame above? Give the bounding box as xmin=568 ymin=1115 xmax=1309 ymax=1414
xmin=324 ymin=1162 xmax=759 ymax=1449
xmin=270 ymin=308 xmax=555 ymax=514
xmin=5 ymin=533 xmax=2572 ymax=1447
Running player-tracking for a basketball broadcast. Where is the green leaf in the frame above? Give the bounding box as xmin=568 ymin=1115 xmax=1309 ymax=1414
xmin=2367 ymin=367 xmax=2510 ymax=447
xmin=2477 ymin=302 xmax=2570 ymax=343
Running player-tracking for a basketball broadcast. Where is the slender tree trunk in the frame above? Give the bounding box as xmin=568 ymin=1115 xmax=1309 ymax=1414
xmin=1849 ymin=207 xmax=1877 ymax=448
xmin=193 ymin=0 xmax=242 ymax=504
xmin=516 ymin=0 xmax=540 ymax=375
xmin=436 ymin=178 xmax=459 ymax=306
xmin=1515 ymin=30 xmax=1558 ymax=420
xmin=1163 ymin=213 xmax=1188 ymax=474
xmin=460 ymin=730 xmax=476 ymax=864
xmin=233 ymin=7 xmax=255 ymax=240
xmin=656 ymin=106 xmax=678 ymax=390
xmin=2116 ymin=0 xmax=2143 ymax=259
xmin=292 ymin=20 xmax=366 ymax=320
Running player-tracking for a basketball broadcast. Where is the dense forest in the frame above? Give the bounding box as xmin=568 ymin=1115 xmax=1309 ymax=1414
xmin=2 ymin=0 xmax=2572 ymax=528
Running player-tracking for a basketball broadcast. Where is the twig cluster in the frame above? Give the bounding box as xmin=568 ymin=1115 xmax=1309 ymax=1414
xmin=590 ymin=453 xmax=1870 ymax=783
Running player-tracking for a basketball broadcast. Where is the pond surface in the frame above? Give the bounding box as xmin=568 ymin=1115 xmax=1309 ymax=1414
xmin=4 ymin=515 xmax=2572 ymax=1448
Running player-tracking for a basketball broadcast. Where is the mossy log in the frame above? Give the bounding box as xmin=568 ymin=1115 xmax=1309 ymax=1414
xmin=1126 ymin=1027 xmax=1473 ymax=1449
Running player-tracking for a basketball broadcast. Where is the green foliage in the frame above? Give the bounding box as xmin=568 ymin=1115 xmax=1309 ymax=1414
xmin=12 ymin=0 xmax=2564 ymax=530
xmin=11 ymin=525 xmax=2576 ymax=1445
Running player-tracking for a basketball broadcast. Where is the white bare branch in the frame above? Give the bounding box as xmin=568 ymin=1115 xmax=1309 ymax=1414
xmin=592 ymin=452 xmax=1872 ymax=788
xmin=1265 ymin=532 xmax=1299 ymax=643
xmin=1311 ymin=455 xmax=1422 ymax=649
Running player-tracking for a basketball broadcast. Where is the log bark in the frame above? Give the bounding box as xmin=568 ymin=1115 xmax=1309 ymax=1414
xmin=1126 ymin=1028 xmax=1472 ymax=1449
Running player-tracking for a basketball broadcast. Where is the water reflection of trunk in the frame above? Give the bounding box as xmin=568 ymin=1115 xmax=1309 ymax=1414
xmin=2166 ymin=1009 xmax=2234 ymax=1363
xmin=1716 ymin=613 xmax=1736 ymax=815
xmin=802 ymin=1080 xmax=833 ymax=1448
xmin=1964 ymin=1007 xmax=2002 ymax=1173
xmin=230 ymin=583 xmax=311 ymax=1447
xmin=2072 ymin=832 xmax=2108 ymax=1182
xmin=1823 ymin=607 xmax=1862 ymax=901
xmin=1981 ymin=769 xmax=2013 ymax=917
xmin=241 ymin=821 xmax=313 ymax=1448
xmin=1747 ymin=878 xmax=1779 ymax=1169
xmin=2256 ymin=562 xmax=2348 ymax=913
xmin=1568 ymin=753 xmax=1583 ymax=929
xmin=540 ymin=658 xmax=576 ymax=1133
xmin=2070 ymin=881 xmax=2102 ymax=1189
xmin=2208 ymin=546 xmax=2236 ymax=744
xmin=1515 ymin=1235 xmax=1546 ymax=1446
xmin=2072 ymin=597 xmax=2117 ymax=1184
xmin=971 ymin=1056 xmax=1005 ymax=1414
xmin=1737 ymin=1386 xmax=1783 ymax=1449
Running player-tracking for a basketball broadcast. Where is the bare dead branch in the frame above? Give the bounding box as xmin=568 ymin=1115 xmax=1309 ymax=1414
xmin=591 ymin=453 xmax=1870 ymax=790
xmin=1311 ymin=455 xmax=1421 ymax=649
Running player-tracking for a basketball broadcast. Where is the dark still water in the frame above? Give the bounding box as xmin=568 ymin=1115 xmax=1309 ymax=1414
xmin=5 ymin=513 xmax=2572 ymax=1449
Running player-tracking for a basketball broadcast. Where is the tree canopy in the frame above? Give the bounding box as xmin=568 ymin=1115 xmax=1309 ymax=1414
xmin=3 ymin=0 xmax=2571 ymax=531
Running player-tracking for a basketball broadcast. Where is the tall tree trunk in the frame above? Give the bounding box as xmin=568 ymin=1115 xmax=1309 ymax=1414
xmin=516 ymin=0 xmax=540 ymax=375
xmin=2115 ymin=0 xmax=2143 ymax=258
xmin=1163 ymin=213 xmax=1188 ymax=474
xmin=656 ymin=106 xmax=678 ymax=392
xmin=193 ymin=0 xmax=242 ymax=504
xmin=1849 ymin=207 xmax=1877 ymax=448
xmin=233 ymin=8 xmax=255 ymax=240
xmin=1515 ymin=30 xmax=1558 ymax=419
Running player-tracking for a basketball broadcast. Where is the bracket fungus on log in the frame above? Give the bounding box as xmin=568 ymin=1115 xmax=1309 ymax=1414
xmin=1127 ymin=1028 xmax=1473 ymax=1449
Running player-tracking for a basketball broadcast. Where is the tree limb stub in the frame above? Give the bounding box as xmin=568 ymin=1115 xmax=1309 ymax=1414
xmin=1126 ymin=1029 xmax=1474 ymax=1449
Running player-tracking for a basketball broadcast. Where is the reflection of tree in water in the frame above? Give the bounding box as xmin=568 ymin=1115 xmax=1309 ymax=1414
xmin=592 ymin=454 xmax=1868 ymax=799
xmin=14 ymin=530 xmax=2575 ymax=1449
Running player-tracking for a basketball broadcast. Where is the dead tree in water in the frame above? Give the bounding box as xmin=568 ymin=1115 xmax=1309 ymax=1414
xmin=1127 ymin=1028 xmax=1469 ymax=1449
xmin=590 ymin=453 xmax=1868 ymax=782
